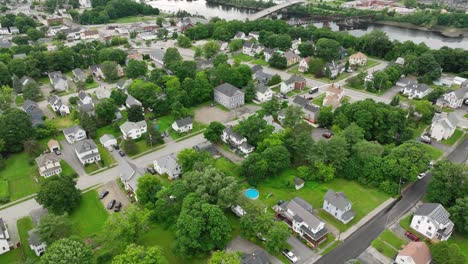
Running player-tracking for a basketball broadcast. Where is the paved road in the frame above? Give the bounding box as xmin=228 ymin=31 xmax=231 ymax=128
xmin=315 ymin=174 xmax=431 ymax=264
xmin=447 ymin=137 xmax=468 ymax=164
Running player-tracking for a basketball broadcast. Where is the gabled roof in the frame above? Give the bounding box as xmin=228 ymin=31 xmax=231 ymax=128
xmin=22 ymin=99 xmax=39 ymax=112
xmin=350 ymin=51 xmax=367 ymax=60
xmin=398 ymin=242 xmax=431 ymax=264
xmin=78 ymin=91 xmax=91 ymax=101
xmin=174 ymin=117 xmax=193 ymax=127
xmin=251 ymin=64 xmax=263 ymax=73
xmin=154 ymin=153 xmax=179 ymax=174
xmin=293 ymin=95 xmax=309 ymax=107
xmin=120 ymin=160 xmax=144 ymax=191
xmin=35 ymin=153 xmax=60 ymax=167
xmin=28 ymin=228 xmax=42 ymax=246
xmin=280 ymin=197 xmax=323 ymax=229
xmin=74 ymin=139 xmax=98 ymax=154
xmin=29 ymin=208 xmax=48 ymax=227
xmin=283 ymin=50 xmax=299 ymax=60
xmin=99 ymin=134 xmax=116 ymax=145
xmin=224 ymin=125 xmax=244 ymax=142
xmin=255 ymin=84 xmax=270 ymax=94
xmin=432 ymin=112 xmax=458 ymax=130
xmin=415 ymin=203 xmax=451 ymax=225
xmin=324 ymin=189 xmax=352 ymax=211
xmin=149 ymin=49 xmax=165 ymax=61
xmin=120 ymin=120 xmax=147 ymax=134
xmin=78 ymin=103 xmax=94 ymax=113
xmin=63 ymin=125 xmax=84 ymax=135
xmin=243 ymin=41 xmax=253 ymax=48
xmin=126 ymin=95 xmax=142 ymax=107
xmin=215 ymin=83 xmax=244 ymax=97
xmin=285 ymin=75 xmax=305 ymax=85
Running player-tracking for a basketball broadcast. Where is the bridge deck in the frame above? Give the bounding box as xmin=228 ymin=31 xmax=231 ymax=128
xmin=249 ymin=0 xmax=306 ymax=21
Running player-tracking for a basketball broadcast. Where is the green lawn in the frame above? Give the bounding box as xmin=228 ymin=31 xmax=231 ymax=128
xmin=98 ymin=145 xmax=116 ymax=167
xmin=84 ymin=163 xmax=100 ymax=174
xmin=0 ymin=152 xmax=39 ymax=201
xmin=0 ymin=179 xmax=8 ymax=202
xmin=464 ymin=113 xmax=468 ymax=118
xmin=85 ymin=81 xmax=99 ymax=89
xmin=232 ymin=53 xmax=254 ymax=62
xmin=154 ymin=115 xmax=175 ymax=132
xmin=109 ymin=15 xmax=156 ymax=23
xmin=399 ymin=214 xmax=411 ymax=230
xmin=252 ymin=59 xmax=268 ymax=65
xmin=95 ymin=124 xmax=122 ymax=141
xmin=364 ymin=59 xmax=379 ymax=70
xmin=379 ymin=229 xmax=406 ymax=249
xmin=255 ymin=169 xmax=390 ymax=231
xmin=69 ymin=190 xmax=109 ymax=238
xmin=61 ymin=161 xmax=76 ymax=178
xmin=318 ymin=210 xmax=349 ymax=232
xmin=17 ymin=217 xmax=40 ymax=261
xmin=441 ymin=129 xmax=464 ymax=146
xmin=214 ymin=158 xmax=242 ymax=180
xmin=50 ymin=116 xmax=77 ymax=130
xmin=312 ymin=94 xmax=325 ymax=106
xmin=371 ymin=229 xmax=405 ymax=259
xmin=318 ymin=233 xmax=336 ymax=250
xmin=449 ymin=233 xmax=468 ymax=261
xmin=0 ymin=249 xmax=23 ymax=263
xmin=371 ymin=237 xmax=398 ymax=259
xmin=15 ymin=95 xmax=24 ymax=106
xmin=321 ymin=241 xmax=341 ymax=255
xmin=420 ymin=144 xmax=444 ymax=160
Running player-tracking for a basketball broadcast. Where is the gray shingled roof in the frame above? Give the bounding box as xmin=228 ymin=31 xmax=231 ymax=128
xmin=293 ymin=96 xmax=309 ymax=107
xmin=35 ymin=153 xmax=60 ymax=168
xmin=255 ymin=84 xmax=269 ymax=94
xmin=28 ymin=228 xmax=42 ymax=245
xmin=126 ymin=95 xmax=142 ymax=107
xmin=120 ymin=160 xmax=144 ymax=191
xmin=154 ymin=153 xmax=179 ymax=175
xmin=63 ymin=125 xmax=84 ymax=136
xmin=215 ymin=83 xmax=244 ymax=97
xmin=74 ymin=139 xmax=97 ymax=154
xmin=29 ymin=208 xmax=48 ymax=227
xmin=251 ymin=65 xmax=263 ymax=73
xmin=324 ymin=189 xmax=352 ymax=211
xmin=174 ymin=117 xmax=193 ymax=127
xmin=415 ymin=203 xmax=451 ymax=224
xmin=280 ymin=197 xmax=322 ymax=229
xmin=224 ymin=126 xmax=244 ymax=142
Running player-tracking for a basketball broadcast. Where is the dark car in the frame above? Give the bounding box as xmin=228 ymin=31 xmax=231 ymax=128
xmin=164 ymin=131 xmax=170 ymax=137
xmin=405 ymin=231 xmax=420 ymax=241
xmin=113 ymin=144 xmax=120 ymax=150
xmin=146 ymin=167 xmax=156 ymax=175
xmin=99 ymin=190 xmax=109 ymax=199
xmin=322 ymin=132 xmax=333 ymax=138
xmin=114 ymin=202 xmax=122 ymax=212
xmin=118 ymin=150 xmax=126 ymax=157
xmin=107 ymin=199 xmax=116 ymax=210
xmin=53 ymin=149 xmax=61 ymax=155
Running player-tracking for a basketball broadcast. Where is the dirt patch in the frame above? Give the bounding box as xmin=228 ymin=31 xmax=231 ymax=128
xmin=98 ymin=180 xmax=130 ymax=213
xmin=194 ymin=105 xmax=231 ymax=124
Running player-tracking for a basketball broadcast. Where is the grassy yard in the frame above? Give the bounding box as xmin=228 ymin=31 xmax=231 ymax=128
xmin=69 ymin=190 xmax=109 ymax=238
xmin=85 ymin=81 xmax=99 ymax=89
xmin=318 ymin=210 xmax=349 ymax=232
xmin=449 ymin=233 xmax=468 ymax=261
xmin=420 ymin=144 xmax=444 ymax=160
xmin=252 ymin=59 xmax=268 ymax=65
xmin=441 ymin=129 xmax=464 ymax=146
xmin=50 ymin=116 xmax=77 ymax=130
xmin=154 ymin=115 xmax=175 ymax=132
xmin=371 ymin=238 xmax=398 ymax=259
xmin=109 ymin=15 xmax=156 ymax=23
xmin=371 ymin=229 xmax=405 ymax=259
xmin=399 ymin=214 xmax=412 ymax=230
xmin=317 ymin=233 xmax=336 ymax=250
xmin=84 ymin=163 xmax=100 ymax=174
xmin=321 ymin=240 xmax=341 ymax=255
xmin=0 ymin=179 xmax=8 ymax=201
xmin=464 ymin=113 xmax=468 ymax=118
xmin=255 ymin=169 xmax=390 ymax=231
xmin=232 ymin=53 xmax=254 ymax=62
xmin=17 ymin=217 xmax=40 ymax=261
xmin=379 ymin=229 xmax=406 ymax=249
xmin=312 ymin=94 xmax=325 ymax=106
xmin=214 ymin=157 xmax=242 ymax=180
xmin=0 ymin=249 xmax=23 ymax=263
xmin=364 ymin=59 xmax=379 ymax=69
xmin=0 ymin=152 xmax=39 ymax=201
xmin=95 ymin=124 xmax=122 ymax=141
xmin=61 ymin=161 xmax=76 ymax=178
xmin=98 ymin=145 xmax=116 ymax=167
xmin=15 ymin=95 xmax=24 ymax=106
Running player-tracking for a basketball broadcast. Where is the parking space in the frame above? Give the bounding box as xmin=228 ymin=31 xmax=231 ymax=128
xmin=287 ymin=235 xmax=320 ymax=264
xmin=97 ymin=181 xmax=130 ymax=213
xmin=311 ymin=127 xmax=332 ymax=141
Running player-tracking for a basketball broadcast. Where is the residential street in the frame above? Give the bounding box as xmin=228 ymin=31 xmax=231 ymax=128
xmin=447 ymin=137 xmax=468 ymax=164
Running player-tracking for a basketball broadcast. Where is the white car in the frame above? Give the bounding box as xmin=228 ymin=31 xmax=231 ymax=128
xmin=282 ymin=249 xmax=298 ymax=263
xmin=417 ymin=171 xmax=428 ymax=180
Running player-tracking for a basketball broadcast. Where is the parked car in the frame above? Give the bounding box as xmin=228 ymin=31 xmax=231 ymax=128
xmin=164 ymin=131 xmax=169 ymax=137
xmin=405 ymin=231 xmax=420 ymax=241
xmin=309 ymin=87 xmax=319 ymax=94
xmin=322 ymin=132 xmax=333 ymax=138
xmin=282 ymin=249 xmax=298 ymax=263
xmin=118 ymin=150 xmax=126 ymax=157
xmin=418 ymin=171 xmax=428 ymax=180
xmin=53 ymin=149 xmax=61 ymax=155
xmin=114 ymin=202 xmax=122 ymax=212
xmin=99 ymin=190 xmax=109 ymax=199
xmin=146 ymin=167 xmax=156 ymax=175
xmin=113 ymin=144 xmax=120 ymax=150
xmin=420 ymin=136 xmax=432 ymax=144
xmin=107 ymin=199 xmax=116 ymax=210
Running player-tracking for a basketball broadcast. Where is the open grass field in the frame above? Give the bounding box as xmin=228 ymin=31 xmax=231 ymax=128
xmin=17 ymin=217 xmax=40 ymax=261
xmin=379 ymin=229 xmax=406 ymax=249
xmin=95 ymin=124 xmax=121 ymax=141
xmin=50 ymin=116 xmax=77 ymax=130
xmin=372 ymin=229 xmax=406 ymax=259
xmin=69 ymin=190 xmax=109 ymax=238
xmin=420 ymin=144 xmax=444 ymax=160
xmin=0 ymin=152 xmax=39 ymax=201
xmin=154 ymin=115 xmax=175 ymax=133
xmin=371 ymin=237 xmax=398 ymax=259
xmin=109 ymin=15 xmax=156 ymax=23
xmin=61 ymin=161 xmax=76 ymax=178
xmin=233 ymin=54 xmax=254 ymax=62
xmin=214 ymin=157 xmax=242 ymax=180
xmin=252 ymin=59 xmax=268 ymax=65
xmin=255 ymin=169 xmax=390 ymax=231
xmin=312 ymin=94 xmax=325 ymax=106
xmin=0 ymin=248 xmax=23 ymax=263
xmin=441 ymin=129 xmax=464 ymax=146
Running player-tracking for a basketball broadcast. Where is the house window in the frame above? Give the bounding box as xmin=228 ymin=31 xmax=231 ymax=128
xmin=417 ymin=220 xmax=421 ymax=224
xmin=428 ymin=226 xmax=432 ymax=230
xmin=415 ymin=225 xmax=419 ymax=229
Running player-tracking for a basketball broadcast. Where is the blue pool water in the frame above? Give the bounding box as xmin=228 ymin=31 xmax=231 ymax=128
xmin=245 ymin=188 xmax=259 ymax=200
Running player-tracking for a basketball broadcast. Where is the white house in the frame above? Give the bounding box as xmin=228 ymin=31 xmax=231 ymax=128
xmin=35 ymin=153 xmax=62 ymax=178
xmin=348 ymin=52 xmax=368 ymax=66
xmin=74 ymin=139 xmax=101 ymax=165
xmin=153 ymin=153 xmax=182 ymax=180
xmin=410 ymin=203 xmax=454 ymax=241
xmin=28 ymin=229 xmax=46 ymax=256
xmin=120 ymin=120 xmax=147 ymax=140
xmin=0 ymin=218 xmax=10 ymax=255
xmin=234 ymin=31 xmax=246 ymax=39
xmin=255 ymin=84 xmax=273 ymax=102
xmin=221 ymin=126 xmax=254 ymax=155
xmin=280 ymin=75 xmax=306 ymax=94
xmin=248 ymin=31 xmax=259 ymax=40
xmin=402 ymin=83 xmax=431 ymax=99
xmin=120 ymin=161 xmax=144 ymax=200
xmin=78 ymin=91 xmax=93 ymax=106
xmin=395 ymin=242 xmax=431 ymax=264
xmin=149 ymin=49 xmax=165 ymax=65
xmin=430 ymin=112 xmax=459 ymax=141
xmin=274 ymin=197 xmax=328 ymax=247
xmin=436 ymin=83 xmax=468 ymax=109
xmin=48 ymin=95 xmax=70 ymax=116
xmin=95 ymin=87 xmax=111 ymax=99
xmin=48 ymin=71 xmax=68 ymax=91
xmin=99 ymin=134 xmax=117 ymax=149
xmin=172 ymin=117 xmax=193 ymax=133
xmin=63 ymin=125 xmax=87 ymax=144
xmin=298 ymin=57 xmax=311 ymax=73
xmin=323 ymin=189 xmax=355 ymax=224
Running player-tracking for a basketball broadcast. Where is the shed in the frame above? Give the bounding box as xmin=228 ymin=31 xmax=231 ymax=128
xmin=294 ymin=177 xmax=305 ymax=190
xmin=47 ymin=140 xmax=60 ymax=152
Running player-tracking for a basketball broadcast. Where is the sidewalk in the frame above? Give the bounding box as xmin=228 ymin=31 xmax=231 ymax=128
xmin=340 ymin=198 xmax=396 ymax=241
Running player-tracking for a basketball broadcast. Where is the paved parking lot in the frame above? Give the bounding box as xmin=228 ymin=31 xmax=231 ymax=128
xmin=98 ymin=181 xmax=130 ymax=213
xmin=287 ymin=235 xmax=320 ymax=264
xmin=311 ymin=127 xmax=331 ymax=141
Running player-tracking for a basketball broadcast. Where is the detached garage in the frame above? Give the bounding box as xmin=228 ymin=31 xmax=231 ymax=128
xmin=99 ymin=134 xmax=117 ymax=149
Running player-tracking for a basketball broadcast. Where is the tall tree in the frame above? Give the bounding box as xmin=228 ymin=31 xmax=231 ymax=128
xmin=38 ymin=213 xmax=72 ymax=245
xmin=204 ymin=122 xmax=225 ymax=143
xmin=110 ymin=89 xmax=127 ymax=106
xmin=427 ymin=161 xmax=468 ymax=207
xmin=95 ymin=98 xmax=117 ymax=124
xmin=127 ymin=105 xmax=144 ymax=122
xmin=136 ymin=174 xmax=162 ymax=206
xmin=112 ymin=244 xmax=169 ymax=264
xmin=41 ymin=238 xmax=93 ymax=264
xmin=265 ymin=221 xmax=290 ymax=253
xmin=0 ymin=108 xmax=34 ymax=152
xmin=177 ymin=148 xmax=213 ymax=173
xmin=430 ymin=242 xmax=466 ymax=264
xmin=209 ymin=251 xmax=241 ymax=264
xmin=126 ymin=59 xmax=147 ymax=78
xmin=202 ymin=40 xmax=220 ymax=59
xmin=449 ymin=197 xmax=468 ymax=234
xmin=315 ymin=38 xmax=341 ymax=62
xmin=101 ymin=61 xmax=119 ymax=81
xmin=36 ymin=176 xmax=81 ymax=214
xmin=163 ymin=47 xmax=182 ymax=68
xmin=22 ymin=82 xmax=41 ymax=101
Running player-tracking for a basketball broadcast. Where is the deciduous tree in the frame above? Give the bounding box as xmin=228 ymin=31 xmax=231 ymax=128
xmin=41 ymin=238 xmax=93 ymax=264
xmin=38 ymin=213 xmax=72 ymax=245
xmin=265 ymin=221 xmax=290 ymax=253
xmin=36 ymin=176 xmax=81 ymax=215
xmin=112 ymin=244 xmax=168 ymax=264
xmin=204 ymin=122 xmax=225 ymax=143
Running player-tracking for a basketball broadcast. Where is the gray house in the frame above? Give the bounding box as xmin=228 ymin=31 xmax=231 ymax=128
xmin=48 ymin=71 xmax=68 ymax=91
xmin=214 ymin=83 xmax=245 ymax=109
xmin=22 ymin=100 xmax=45 ymax=127
xmin=72 ymin=68 xmax=88 ymax=83
xmin=120 ymin=160 xmax=145 ymax=201
xmin=323 ymin=189 xmax=355 ymax=224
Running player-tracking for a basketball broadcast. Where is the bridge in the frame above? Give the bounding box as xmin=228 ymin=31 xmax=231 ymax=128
xmin=249 ymin=0 xmax=307 ymax=21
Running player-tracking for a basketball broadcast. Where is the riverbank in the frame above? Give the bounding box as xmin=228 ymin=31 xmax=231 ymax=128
xmin=373 ymin=20 xmax=468 ymax=38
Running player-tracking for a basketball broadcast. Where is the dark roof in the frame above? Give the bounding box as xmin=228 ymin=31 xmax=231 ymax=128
xmin=28 ymin=228 xmax=42 ymax=245
xmin=75 ymin=139 xmax=98 ymax=154
xmin=251 ymin=64 xmax=263 ymax=73
xmin=224 ymin=126 xmax=244 ymax=142
xmin=22 ymin=100 xmax=44 ymax=126
xmin=294 ymin=177 xmax=304 ymax=185
xmin=293 ymin=96 xmax=309 ymax=107
xmin=415 ymin=203 xmax=451 ymax=225
xmin=63 ymin=125 xmax=84 ymax=135
xmin=175 ymin=117 xmax=193 ymax=127
xmin=255 ymin=84 xmax=270 ymax=94
xmin=324 ymin=189 xmax=352 ymax=211
xmin=241 ymin=250 xmax=270 ymax=264
xmin=215 ymin=83 xmax=244 ymax=97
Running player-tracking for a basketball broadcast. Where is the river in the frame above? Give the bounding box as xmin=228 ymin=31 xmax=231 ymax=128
xmin=147 ymin=0 xmax=468 ymax=50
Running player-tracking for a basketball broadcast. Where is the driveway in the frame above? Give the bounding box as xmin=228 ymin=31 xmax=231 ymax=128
xmin=98 ymin=180 xmax=130 ymax=213
xmin=287 ymin=235 xmax=321 ymax=264
xmin=311 ymin=127 xmax=331 ymax=141
xmin=447 ymin=137 xmax=468 ymax=164
xmin=59 ymin=139 xmax=86 ymax=176
xmin=227 ymin=236 xmax=282 ymax=264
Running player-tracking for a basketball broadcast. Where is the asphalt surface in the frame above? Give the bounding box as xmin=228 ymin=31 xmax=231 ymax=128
xmin=447 ymin=137 xmax=468 ymax=164
xmin=316 ymin=174 xmax=431 ymax=264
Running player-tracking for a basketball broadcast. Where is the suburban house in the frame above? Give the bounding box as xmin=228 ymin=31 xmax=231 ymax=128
xmin=323 ymin=189 xmax=356 ymax=224
xmin=47 ymin=140 xmax=60 ymax=153
xmin=294 ymin=177 xmax=305 ymax=190
xmin=117 ymin=79 xmax=133 ymax=90
xmin=120 ymin=160 xmax=145 ymax=201
xmin=395 ymin=57 xmax=405 ymax=66
xmin=436 ymin=83 xmax=468 ymax=109
xmin=396 ymin=77 xmax=416 ymax=88
xmin=125 ymin=95 xmax=143 ymax=109
xmin=214 ymin=83 xmax=245 ymax=109
xmin=80 ymin=30 xmax=99 ymax=40
xmin=242 ymin=42 xmax=264 ymax=56
xmin=292 ymin=96 xmax=320 ymax=124
xmin=402 ymin=82 xmax=431 ymax=99
xmin=172 ymin=117 xmax=193 ymax=133
xmin=78 ymin=102 xmax=95 ymax=116
xmin=28 ymin=208 xmax=48 ymax=256
xmin=274 ymin=197 xmax=328 ymax=247
xmin=120 ymin=120 xmax=147 ymax=140
xmin=453 ymin=76 xmax=467 ymax=85
xmin=349 ymin=52 xmax=368 ymax=66
xmin=22 ymin=100 xmax=45 ymax=127
xmin=78 ymin=91 xmax=93 ymax=106
xmin=324 ymin=61 xmax=345 ymax=79
xmin=323 ymin=84 xmax=345 ymax=109
xmin=298 ymin=57 xmax=311 ymax=73
xmin=48 ymin=95 xmax=70 ymax=116
xmin=153 ymin=153 xmax=182 ymax=180
xmin=149 ymin=49 xmax=165 ymax=65
xmin=254 ymin=70 xmax=273 ymax=86
xmin=48 ymin=71 xmax=68 ymax=91
xmin=95 ymin=87 xmax=111 ymax=99
xmin=410 ymin=203 xmax=454 ymax=241
xmin=283 ymin=50 xmax=300 ymax=67
xmin=291 ymin=38 xmax=302 ymax=50
xmin=395 ymin=242 xmax=431 ymax=264
xmin=263 ymin=48 xmax=276 ymax=62
xmin=18 ymin=76 xmax=36 ymax=89
xmin=99 ymin=134 xmax=117 ymax=149
xmin=0 ymin=218 xmax=11 ymax=255
xmin=221 ymin=126 xmax=254 ymax=155
xmin=248 ymin=31 xmax=260 ymax=40
xmin=89 ymin=64 xmax=105 ymax=79
xmin=72 ymin=68 xmax=88 ymax=83
xmin=255 ymin=84 xmax=273 ymax=102
xmin=430 ymin=112 xmax=459 ymax=141
xmin=74 ymin=139 xmax=101 ymax=165
xmin=280 ymin=75 xmax=306 ymax=94
xmin=63 ymin=125 xmax=87 ymax=144
xmin=241 ymin=250 xmax=269 ymax=264
xmin=234 ymin=31 xmax=246 ymax=39
xmin=35 ymin=153 xmax=62 ymax=178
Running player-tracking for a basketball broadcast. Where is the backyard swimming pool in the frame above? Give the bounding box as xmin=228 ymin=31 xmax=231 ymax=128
xmin=244 ymin=188 xmax=259 ymax=200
